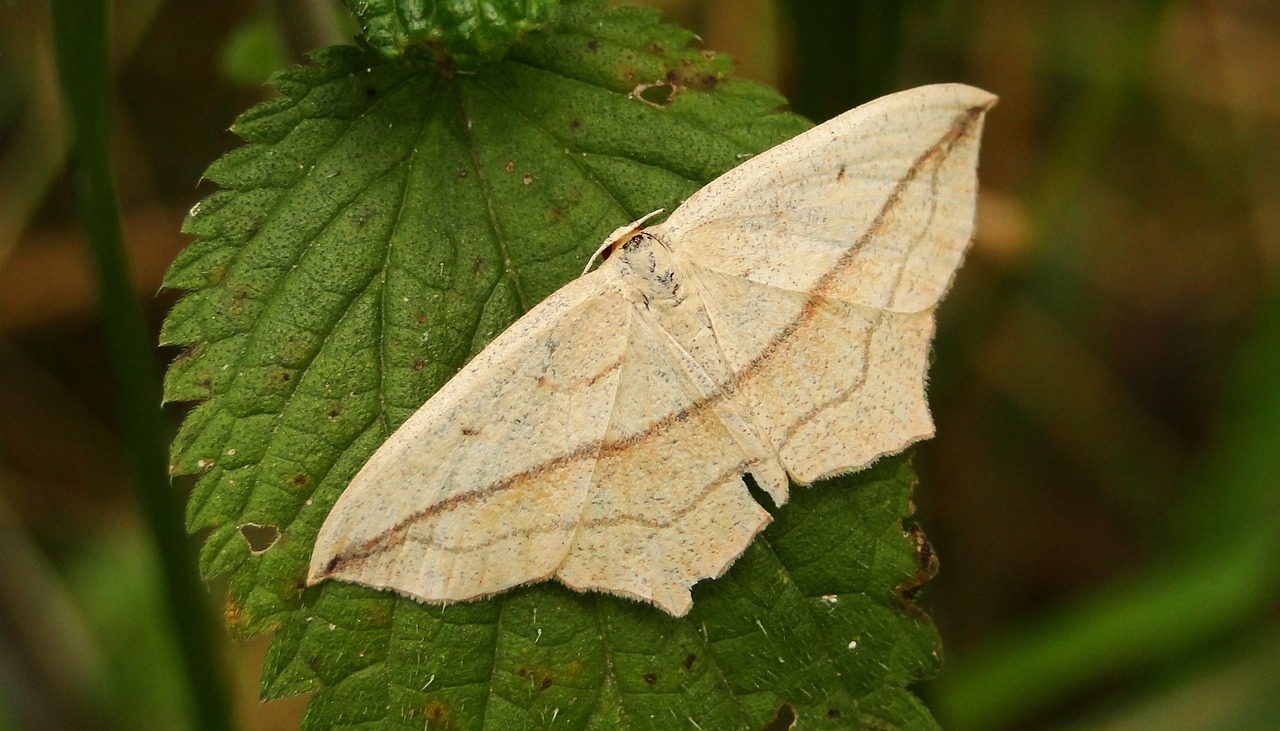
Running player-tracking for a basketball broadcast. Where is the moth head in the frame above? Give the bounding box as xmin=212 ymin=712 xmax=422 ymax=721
xmin=582 ymin=209 xmax=666 ymax=275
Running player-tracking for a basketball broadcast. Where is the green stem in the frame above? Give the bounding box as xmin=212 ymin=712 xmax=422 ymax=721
xmin=47 ymin=2 xmax=235 ymax=729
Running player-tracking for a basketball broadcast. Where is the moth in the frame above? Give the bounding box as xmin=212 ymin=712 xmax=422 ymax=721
xmin=309 ymin=84 xmax=996 ymax=616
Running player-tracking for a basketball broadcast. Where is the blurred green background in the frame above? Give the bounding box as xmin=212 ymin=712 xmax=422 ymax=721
xmin=1 ymin=1 xmax=1278 ymax=729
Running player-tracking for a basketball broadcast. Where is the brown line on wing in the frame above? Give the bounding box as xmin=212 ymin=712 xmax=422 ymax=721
xmin=378 ymin=459 xmax=761 ymax=559
xmin=320 ymin=105 xmax=987 ymax=576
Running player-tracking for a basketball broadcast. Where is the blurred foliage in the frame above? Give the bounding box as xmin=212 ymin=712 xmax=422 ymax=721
xmin=221 ymin=15 xmax=292 ymax=88
xmin=0 ymin=0 xmax=1278 ymax=729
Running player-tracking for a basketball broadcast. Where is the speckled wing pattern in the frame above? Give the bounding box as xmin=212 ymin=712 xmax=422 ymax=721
xmin=309 ymin=83 xmax=996 ymax=616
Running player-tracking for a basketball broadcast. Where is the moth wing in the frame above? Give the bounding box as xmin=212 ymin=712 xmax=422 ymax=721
xmin=689 ymin=264 xmax=936 ymax=485
xmin=552 ymin=284 xmax=777 ymax=617
xmin=655 ymin=83 xmax=996 ymax=314
xmin=308 ymin=273 xmax=632 ymax=604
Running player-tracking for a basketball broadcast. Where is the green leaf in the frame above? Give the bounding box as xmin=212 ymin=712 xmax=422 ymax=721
xmin=162 ymin=1 xmax=942 ymax=728
xmin=343 ymin=0 xmax=561 ymax=67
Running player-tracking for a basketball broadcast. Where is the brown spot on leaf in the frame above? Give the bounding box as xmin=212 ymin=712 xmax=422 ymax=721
xmin=425 ymin=701 xmax=449 ymax=723
xmin=826 ymin=709 xmax=841 ymax=719
xmin=224 ymin=595 xmax=247 ymax=634
xmin=569 ymin=119 xmax=581 ymax=131
xmin=649 ymin=42 xmax=666 ymax=55
xmin=415 ymin=313 xmax=429 ymax=324
xmin=413 ymin=359 xmax=426 ymax=371
xmin=837 ymin=164 xmax=847 ymax=181
xmin=683 ymin=653 xmax=697 ymax=670
xmin=587 ymin=39 xmax=599 ymax=52
xmin=291 ymin=473 xmax=309 ymax=487
xmin=504 ymin=161 xmax=515 ymax=173
xmin=894 ymin=524 xmax=939 ymax=610
xmin=643 ymin=673 xmax=658 ymax=685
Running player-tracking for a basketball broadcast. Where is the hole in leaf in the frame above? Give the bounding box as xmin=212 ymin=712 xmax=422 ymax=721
xmin=238 ymin=523 xmax=280 ymax=553
xmin=632 ymin=82 xmax=676 ymax=108
xmin=761 ymin=703 xmax=796 ymax=731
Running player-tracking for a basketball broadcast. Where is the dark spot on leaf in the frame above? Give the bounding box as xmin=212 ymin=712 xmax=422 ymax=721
xmin=238 ymin=523 xmax=280 ymax=553
xmin=587 ymin=39 xmax=599 ymax=52
xmin=826 ymin=709 xmax=841 ymax=719
xmin=291 ymin=473 xmax=309 ymax=487
xmin=472 ymin=258 xmax=485 ymax=274
xmin=516 ymin=667 xmax=528 ymax=677
xmin=539 ymin=677 xmax=552 ymax=690
xmin=415 ymin=313 xmax=428 ymax=324
xmin=837 ymin=164 xmax=847 ymax=181
xmin=325 ymin=556 xmax=339 ymax=573
xmin=649 ymin=42 xmax=665 ymax=55
xmin=458 ymin=169 xmax=468 ymax=178
xmin=665 ymin=69 xmax=680 ymax=83
xmin=327 ymin=405 xmax=341 ymax=418
xmin=683 ymin=653 xmax=697 ymax=670
xmin=279 ymin=371 xmax=292 ymax=383
xmin=549 ymin=206 xmax=564 ymax=221
xmin=413 ymin=359 xmax=426 ymax=371
xmin=569 ymin=119 xmax=581 ymax=131
xmin=643 ymin=673 xmax=658 ymax=685
xmin=762 ymin=703 xmax=796 ymax=730
xmin=365 ymin=85 xmax=377 ymax=97
xmin=198 ymin=376 xmax=213 ymax=390
xmin=425 ymin=701 xmax=448 ymax=721
xmin=461 ymin=427 xmax=479 ymax=436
